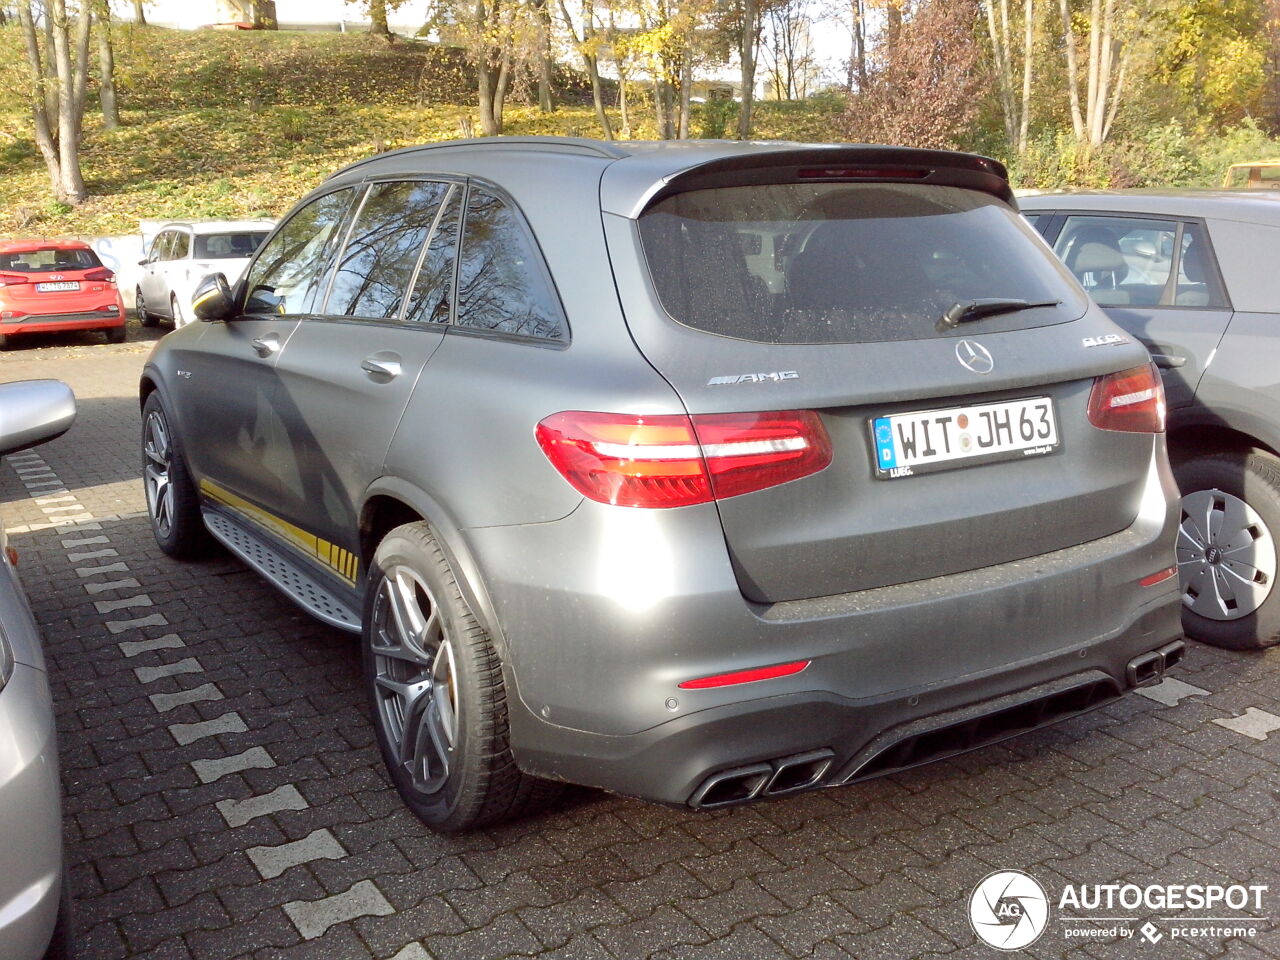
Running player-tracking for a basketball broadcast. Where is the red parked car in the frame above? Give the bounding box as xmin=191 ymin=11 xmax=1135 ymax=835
xmin=0 ymin=239 xmax=126 ymax=349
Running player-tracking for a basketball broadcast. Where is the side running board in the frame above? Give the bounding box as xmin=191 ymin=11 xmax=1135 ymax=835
xmin=203 ymin=508 xmax=361 ymax=633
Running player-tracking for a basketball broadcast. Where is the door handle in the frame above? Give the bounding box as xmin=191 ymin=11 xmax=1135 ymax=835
xmin=361 ymin=355 xmax=402 ymax=382
xmin=251 ymin=333 xmax=280 ymax=358
xmin=1150 ymin=353 xmax=1186 ymax=369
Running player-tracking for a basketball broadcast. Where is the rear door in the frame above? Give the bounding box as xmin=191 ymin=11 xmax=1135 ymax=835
xmin=140 ymin=232 xmax=172 ymax=310
xmin=1042 ymin=213 xmax=1233 ymax=409
xmin=610 ymin=178 xmax=1157 ymax=603
xmin=268 ymin=178 xmax=461 ymax=568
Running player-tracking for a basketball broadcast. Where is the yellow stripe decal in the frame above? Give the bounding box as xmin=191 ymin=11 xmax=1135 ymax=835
xmin=200 ymin=478 xmax=357 ymax=586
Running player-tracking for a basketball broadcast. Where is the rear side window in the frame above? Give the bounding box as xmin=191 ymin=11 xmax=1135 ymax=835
xmin=0 ymin=247 xmax=101 ymax=272
xmin=405 ymin=186 xmax=462 ymax=325
xmin=326 ymin=180 xmax=451 ymax=321
xmin=197 ymin=232 xmax=269 ymax=260
xmin=171 ymin=233 xmax=191 ymax=260
xmin=637 ymin=183 xmax=1082 ymax=344
xmin=455 ymin=186 xmax=566 ymax=340
xmin=1053 ymin=215 xmax=1227 ymax=309
xmin=244 ymin=189 xmax=354 ymax=316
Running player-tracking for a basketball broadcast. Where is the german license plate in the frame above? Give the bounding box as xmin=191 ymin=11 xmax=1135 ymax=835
xmin=871 ymin=397 xmax=1058 ymax=479
xmin=36 ymin=281 xmax=79 ymax=292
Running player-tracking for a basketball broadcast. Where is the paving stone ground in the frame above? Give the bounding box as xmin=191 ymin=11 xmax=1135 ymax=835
xmin=4 ymin=339 xmax=1280 ymax=960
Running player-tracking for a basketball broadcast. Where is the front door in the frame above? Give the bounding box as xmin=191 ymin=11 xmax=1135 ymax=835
xmin=177 ymin=186 xmax=358 ymax=517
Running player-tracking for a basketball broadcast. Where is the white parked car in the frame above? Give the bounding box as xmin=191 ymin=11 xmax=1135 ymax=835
xmin=135 ymin=220 xmax=274 ymax=327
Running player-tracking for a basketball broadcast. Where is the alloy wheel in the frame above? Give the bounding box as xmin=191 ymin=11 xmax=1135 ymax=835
xmin=370 ymin=565 xmax=459 ymax=795
xmin=142 ymin=409 xmax=174 ymax=539
xmin=1178 ymin=488 xmax=1276 ymax=621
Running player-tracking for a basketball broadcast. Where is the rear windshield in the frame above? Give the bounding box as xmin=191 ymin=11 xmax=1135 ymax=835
xmin=196 ymin=232 xmax=269 ymax=260
xmin=637 ymin=183 xmax=1084 ymax=344
xmin=0 ymin=247 xmax=101 ymax=272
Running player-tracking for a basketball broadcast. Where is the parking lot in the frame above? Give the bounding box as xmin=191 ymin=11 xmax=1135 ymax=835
xmin=3 ymin=337 xmax=1280 ymax=960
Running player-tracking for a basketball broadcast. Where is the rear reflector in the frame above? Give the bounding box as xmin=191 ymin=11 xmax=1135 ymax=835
xmin=1140 ymin=566 xmax=1177 ymax=587
xmin=535 ymin=410 xmax=832 ymax=508
xmin=0 ymin=274 xmax=29 ymax=287
xmin=1087 ymin=363 xmax=1165 ymax=433
xmin=678 ymin=659 xmax=810 ymax=689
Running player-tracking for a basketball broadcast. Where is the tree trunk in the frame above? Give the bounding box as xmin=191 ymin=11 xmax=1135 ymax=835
xmin=97 ymin=2 xmax=119 ymax=130
xmin=618 ymin=71 xmax=630 ymax=137
xmin=1058 ymin=0 xmax=1083 ymax=139
xmin=19 ymin=0 xmax=62 ymax=191
xmin=586 ymin=55 xmax=612 ymax=138
xmin=737 ymin=0 xmax=758 ymax=139
xmin=478 ymin=61 xmax=500 ymax=135
xmin=1017 ymin=0 xmax=1033 ymax=153
xmin=533 ymin=0 xmax=554 ymax=111
xmin=132 ymin=0 xmax=146 ymax=24
xmin=49 ymin=0 xmax=87 ymax=203
xmin=369 ymin=0 xmax=391 ymax=37
xmin=678 ymin=56 xmax=691 ymax=138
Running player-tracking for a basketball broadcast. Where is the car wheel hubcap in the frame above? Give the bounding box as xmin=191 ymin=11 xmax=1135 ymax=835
xmin=143 ymin=410 xmax=174 ymax=538
xmin=1178 ymin=488 xmax=1276 ymax=621
xmin=371 ymin=566 xmax=458 ymax=795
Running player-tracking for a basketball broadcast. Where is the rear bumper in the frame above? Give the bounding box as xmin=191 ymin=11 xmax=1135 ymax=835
xmin=0 ymin=665 xmax=63 ymax=959
xmin=466 ymin=439 xmax=1183 ymax=805
xmin=1 ymin=308 xmax=125 ymax=336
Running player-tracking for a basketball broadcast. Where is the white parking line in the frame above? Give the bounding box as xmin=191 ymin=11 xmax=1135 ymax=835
xmin=283 ymin=880 xmax=394 ymax=940
xmin=149 ymin=682 xmax=224 ymax=713
xmin=216 ymin=783 xmax=308 ymax=827
xmin=190 ymin=746 xmax=276 ymax=784
xmin=168 ymin=711 xmax=247 ymax=746
xmin=84 ymin=579 xmax=143 ymax=596
xmin=94 ymin=595 xmax=153 ymax=615
xmin=247 ymin=828 xmax=347 ymax=880
xmin=1213 ymin=707 xmax=1280 ymax=741
xmin=118 ymin=633 xmax=185 ymax=657
xmin=135 ymin=657 xmax=203 ymax=684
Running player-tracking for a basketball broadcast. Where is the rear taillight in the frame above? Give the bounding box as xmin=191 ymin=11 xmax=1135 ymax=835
xmin=535 ymin=410 xmax=833 ymax=508
xmin=0 ymin=274 xmax=29 ymax=287
xmin=83 ymin=268 xmax=114 ymax=282
xmin=1087 ymin=363 xmax=1165 ymax=433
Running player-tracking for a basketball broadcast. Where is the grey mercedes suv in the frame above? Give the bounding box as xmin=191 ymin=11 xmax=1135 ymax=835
xmin=141 ymin=138 xmax=1184 ymax=831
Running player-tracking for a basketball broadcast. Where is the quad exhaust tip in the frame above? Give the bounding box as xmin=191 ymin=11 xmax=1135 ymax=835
xmin=1126 ymin=640 xmax=1186 ymax=688
xmin=689 ymin=748 xmax=835 ymax=809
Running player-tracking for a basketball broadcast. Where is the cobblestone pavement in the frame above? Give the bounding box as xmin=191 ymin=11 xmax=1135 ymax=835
xmin=3 ymin=339 xmax=1280 ymax=960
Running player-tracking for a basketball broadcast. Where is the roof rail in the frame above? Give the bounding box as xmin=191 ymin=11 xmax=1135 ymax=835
xmin=328 ymin=136 xmax=630 ymax=180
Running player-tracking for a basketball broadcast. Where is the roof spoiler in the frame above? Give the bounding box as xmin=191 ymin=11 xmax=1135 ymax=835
xmin=623 ymin=146 xmax=1014 ymax=218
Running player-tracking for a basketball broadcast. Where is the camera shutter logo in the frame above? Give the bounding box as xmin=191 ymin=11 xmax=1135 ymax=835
xmin=969 ymin=870 xmax=1050 ymax=950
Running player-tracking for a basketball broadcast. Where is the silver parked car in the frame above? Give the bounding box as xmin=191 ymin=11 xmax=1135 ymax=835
xmin=135 ymin=220 xmax=274 ymax=328
xmin=0 ymin=379 xmax=75 ymax=958
xmin=1021 ymin=191 xmax=1280 ymax=649
xmin=141 ymin=138 xmax=1183 ymax=831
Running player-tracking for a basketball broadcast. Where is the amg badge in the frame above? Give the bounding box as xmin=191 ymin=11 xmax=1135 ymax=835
xmin=707 ymin=371 xmax=800 ymax=386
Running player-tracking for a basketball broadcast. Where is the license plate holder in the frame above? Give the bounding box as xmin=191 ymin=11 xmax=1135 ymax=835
xmin=35 ymin=281 xmax=80 ymax=292
xmin=870 ymin=396 xmax=1059 ymax=479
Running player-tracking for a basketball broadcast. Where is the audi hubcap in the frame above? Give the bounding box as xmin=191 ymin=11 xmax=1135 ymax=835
xmin=370 ymin=566 xmax=458 ymax=794
xmin=142 ymin=411 xmax=174 ymax=538
xmin=1177 ymin=488 xmax=1276 ymax=621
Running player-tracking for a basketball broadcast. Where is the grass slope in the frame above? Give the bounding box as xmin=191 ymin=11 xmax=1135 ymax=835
xmin=0 ymin=26 xmax=841 ymax=238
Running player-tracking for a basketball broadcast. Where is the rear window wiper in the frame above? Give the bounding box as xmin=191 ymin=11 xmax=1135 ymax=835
xmin=938 ymin=298 xmax=1062 ymax=332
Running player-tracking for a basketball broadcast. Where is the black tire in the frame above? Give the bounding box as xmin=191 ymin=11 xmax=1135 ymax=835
xmin=136 ymin=288 xmax=158 ymax=327
xmin=1175 ymin=451 xmax=1280 ymax=650
xmin=105 ymin=325 xmax=126 ymax=344
xmin=363 ymin=522 xmax=561 ymax=831
xmin=141 ymin=391 xmax=211 ymax=559
xmin=41 ymin=868 xmax=74 ymax=960
xmin=0 ymin=333 xmax=8 ymax=350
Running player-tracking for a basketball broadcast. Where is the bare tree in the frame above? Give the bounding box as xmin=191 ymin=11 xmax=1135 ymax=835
xmin=984 ymin=0 xmax=1036 ymax=154
xmin=761 ymin=0 xmax=819 ymax=99
xmin=1059 ymin=0 xmax=1131 ymax=147
xmin=557 ymin=0 xmax=613 ymax=136
xmin=131 ymin=0 xmax=145 ymax=24
xmin=19 ymin=0 xmax=93 ymax=204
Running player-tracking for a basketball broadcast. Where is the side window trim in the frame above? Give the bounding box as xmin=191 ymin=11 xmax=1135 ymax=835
xmin=398 ymin=180 xmax=462 ymax=324
xmin=1046 ymin=211 xmax=1231 ymax=311
xmin=313 ymin=175 xmax=465 ymax=326
xmin=450 ymin=176 xmax=571 ymax=345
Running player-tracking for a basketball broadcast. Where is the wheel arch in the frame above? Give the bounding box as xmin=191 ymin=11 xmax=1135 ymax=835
xmin=359 ymin=479 xmax=511 ymax=664
xmin=1167 ymin=412 xmax=1279 ymax=466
